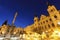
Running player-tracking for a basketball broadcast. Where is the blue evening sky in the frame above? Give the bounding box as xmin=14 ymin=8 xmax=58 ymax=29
xmin=0 ymin=0 xmax=60 ymax=28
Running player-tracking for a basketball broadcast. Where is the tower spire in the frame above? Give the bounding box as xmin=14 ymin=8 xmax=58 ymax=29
xmin=12 ymin=12 xmax=18 ymax=26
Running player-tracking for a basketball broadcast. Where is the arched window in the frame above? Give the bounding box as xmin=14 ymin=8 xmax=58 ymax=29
xmin=49 ymin=18 xmax=52 ymax=21
xmin=51 ymin=10 xmax=53 ymax=12
xmin=41 ymin=22 xmax=42 ymax=24
xmin=52 ymin=23 xmax=55 ymax=27
xmin=48 ymin=24 xmax=50 ymax=28
xmin=50 ymin=8 xmax=55 ymax=12
xmin=45 ymin=25 xmax=46 ymax=29
xmin=46 ymin=20 xmax=48 ymax=22
xmin=43 ymin=21 xmax=45 ymax=24
xmin=54 ymin=15 xmax=57 ymax=19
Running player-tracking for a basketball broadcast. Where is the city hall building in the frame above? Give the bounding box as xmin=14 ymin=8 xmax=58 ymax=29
xmin=24 ymin=5 xmax=60 ymax=35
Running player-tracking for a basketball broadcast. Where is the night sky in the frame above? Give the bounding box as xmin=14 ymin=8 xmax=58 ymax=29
xmin=0 ymin=0 xmax=60 ymax=28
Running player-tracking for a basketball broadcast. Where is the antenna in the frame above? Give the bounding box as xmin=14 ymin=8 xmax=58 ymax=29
xmin=46 ymin=0 xmax=52 ymax=6
xmin=12 ymin=12 xmax=18 ymax=26
xmin=34 ymin=11 xmax=37 ymax=17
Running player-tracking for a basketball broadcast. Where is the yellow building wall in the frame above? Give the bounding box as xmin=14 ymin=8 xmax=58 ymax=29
xmin=24 ymin=24 xmax=34 ymax=34
xmin=24 ymin=5 xmax=60 ymax=35
xmin=39 ymin=14 xmax=55 ymax=33
xmin=34 ymin=16 xmax=39 ymax=28
xmin=38 ymin=5 xmax=60 ymax=35
xmin=47 ymin=5 xmax=60 ymax=29
xmin=1 ymin=25 xmax=9 ymax=35
xmin=13 ymin=27 xmax=23 ymax=35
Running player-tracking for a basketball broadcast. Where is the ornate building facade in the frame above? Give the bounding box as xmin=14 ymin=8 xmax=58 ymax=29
xmin=0 ymin=4 xmax=60 ymax=40
xmin=24 ymin=5 xmax=60 ymax=35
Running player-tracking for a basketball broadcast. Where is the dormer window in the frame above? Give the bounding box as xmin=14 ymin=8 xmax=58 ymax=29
xmin=50 ymin=8 xmax=55 ymax=12
xmin=51 ymin=10 xmax=53 ymax=12
xmin=34 ymin=20 xmax=36 ymax=22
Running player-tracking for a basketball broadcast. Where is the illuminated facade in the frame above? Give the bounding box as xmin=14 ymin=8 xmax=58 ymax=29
xmin=24 ymin=5 xmax=60 ymax=35
xmin=24 ymin=16 xmax=39 ymax=34
xmin=0 ymin=25 xmax=10 ymax=35
xmin=40 ymin=5 xmax=60 ymax=33
xmin=0 ymin=4 xmax=59 ymax=36
xmin=0 ymin=4 xmax=60 ymax=40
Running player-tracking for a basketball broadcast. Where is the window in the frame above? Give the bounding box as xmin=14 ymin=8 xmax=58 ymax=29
xmin=0 ymin=28 xmax=1 ymax=30
xmin=34 ymin=20 xmax=36 ymax=22
xmin=59 ymin=10 xmax=60 ymax=14
xmin=50 ymin=18 xmax=52 ymax=21
xmin=43 ymin=21 xmax=45 ymax=24
xmin=30 ymin=33 xmax=32 ymax=35
xmin=39 ymin=24 xmax=40 ymax=25
xmin=46 ymin=20 xmax=48 ymax=22
xmin=48 ymin=24 xmax=50 ymax=28
xmin=54 ymin=15 xmax=57 ymax=18
xmin=52 ymin=23 xmax=55 ymax=27
xmin=42 ymin=26 xmax=43 ymax=29
xmin=45 ymin=26 xmax=46 ymax=29
xmin=41 ymin=22 xmax=42 ymax=24
xmin=51 ymin=10 xmax=53 ymax=12
xmin=50 ymin=8 xmax=55 ymax=12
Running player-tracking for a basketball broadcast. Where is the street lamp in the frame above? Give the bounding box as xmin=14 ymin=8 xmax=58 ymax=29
xmin=58 ymin=22 xmax=60 ymax=25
